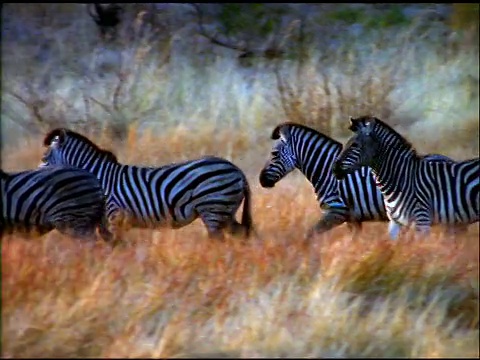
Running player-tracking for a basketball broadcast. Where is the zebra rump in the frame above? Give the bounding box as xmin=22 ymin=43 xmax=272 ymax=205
xmin=1 ymin=166 xmax=112 ymax=241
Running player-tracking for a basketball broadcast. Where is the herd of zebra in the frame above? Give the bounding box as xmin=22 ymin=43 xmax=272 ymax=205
xmin=1 ymin=116 xmax=479 ymax=244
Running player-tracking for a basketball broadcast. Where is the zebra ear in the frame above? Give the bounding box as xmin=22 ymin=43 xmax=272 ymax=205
xmin=44 ymin=128 xmax=67 ymax=146
xmin=56 ymin=129 xmax=67 ymax=145
xmin=348 ymin=116 xmax=359 ymax=131
xmin=271 ymin=124 xmax=290 ymax=141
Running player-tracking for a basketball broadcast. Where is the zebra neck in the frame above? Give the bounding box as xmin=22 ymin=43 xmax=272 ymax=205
xmin=88 ymin=159 xmax=122 ymax=190
xmin=295 ymin=141 xmax=340 ymax=203
xmin=371 ymin=149 xmax=417 ymax=198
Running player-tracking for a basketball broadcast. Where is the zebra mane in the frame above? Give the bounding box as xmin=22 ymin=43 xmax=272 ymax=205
xmin=43 ymin=128 xmax=119 ymax=163
xmin=353 ymin=116 xmax=417 ymax=156
xmin=271 ymin=122 xmax=342 ymax=146
xmin=373 ymin=117 xmax=417 ymax=155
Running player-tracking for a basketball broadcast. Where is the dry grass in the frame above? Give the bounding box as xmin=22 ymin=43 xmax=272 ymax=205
xmin=2 ymin=130 xmax=479 ymax=358
xmin=2 ymin=4 xmax=479 ymax=358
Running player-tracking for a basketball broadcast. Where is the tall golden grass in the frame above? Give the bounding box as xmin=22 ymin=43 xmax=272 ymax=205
xmin=2 ymin=4 xmax=479 ymax=358
xmin=2 ymin=128 xmax=479 ymax=358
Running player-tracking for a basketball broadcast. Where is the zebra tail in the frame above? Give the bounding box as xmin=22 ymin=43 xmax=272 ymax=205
xmin=97 ymin=195 xmax=114 ymax=243
xmin=241 ymin=180 xmax=253 ymax=238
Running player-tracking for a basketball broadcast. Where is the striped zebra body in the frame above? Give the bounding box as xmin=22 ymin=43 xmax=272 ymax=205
xmin=1 ymin=167 xmax=112 ymax=241
xmin=39 ymin=129 xmax=253 ymax=240
xmin=333 ymin=116 xmax=479 ymax=240
xmin=259 ymin=122 xmax=388 ymax=239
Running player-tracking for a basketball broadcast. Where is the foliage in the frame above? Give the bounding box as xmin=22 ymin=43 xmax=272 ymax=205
xmin=450 ymin=4 xmax=480 ymax=31
xmin=217 ymin=3 xmax=287 ymax=38
xmin=365 ymin=5 xmax=410 ymax=29
xmin=325 ymin=5 xmax=410 ymax=29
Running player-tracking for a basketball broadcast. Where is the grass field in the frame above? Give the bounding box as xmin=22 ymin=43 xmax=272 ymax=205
xmin=2 ymin=129 xmax=479 ymax=358
xmin=2 ymin=4 xmax=479 ymax=358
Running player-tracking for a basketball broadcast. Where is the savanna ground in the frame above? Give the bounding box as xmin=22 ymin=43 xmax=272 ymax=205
xmin=1 ymin=4 xmax=479 ymax=358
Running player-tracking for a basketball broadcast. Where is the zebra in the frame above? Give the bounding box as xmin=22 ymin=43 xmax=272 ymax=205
xmin=258 ymin=122 xmax=468 ymax=240
xmin=1 ymin=166 xmax=113 ymax=242
xmin=332 ymin=115 xmax=479 ymax=240
xmin=38 ymin=128 xmax=253 ymax=241
xmin=259 ymin=122 xmax=389 ymax=240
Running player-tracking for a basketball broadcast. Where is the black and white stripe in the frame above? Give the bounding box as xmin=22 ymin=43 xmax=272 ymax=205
xmin=333 ymin=116 xmax=479 ymax=239
xmin=259 ymin=122 xmax=388 ymax=239
xmin=258 ymin=122 xmax=465 ymax=239
xmin=39 ymin=128 xmax=253 ymax=240
xmin=1 ymin=167 xmax=112 ymax=241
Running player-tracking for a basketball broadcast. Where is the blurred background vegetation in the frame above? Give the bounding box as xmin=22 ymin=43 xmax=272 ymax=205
xmin=1 ymin=5 xmax=478 ymax=358
xmin=1 ymin=3 xmax=479 ymax=158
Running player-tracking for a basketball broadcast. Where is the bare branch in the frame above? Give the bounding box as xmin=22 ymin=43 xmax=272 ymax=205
xmin=273 ymin=60 xmax=292 ymax=120
xmin=8 ymin=91 xmax=47 ymax=127
xmin=89 ymin=96 xmax=113 ymax=116
xmin=113 ymin=71 xmax=128 ymax=113
xmin=83 ymin=93 xmax=92 ymax=123
xmin=189 ymin=3 xmax=251 ymax=54
xmin=188 ymin=3 xmax=288 ymax=62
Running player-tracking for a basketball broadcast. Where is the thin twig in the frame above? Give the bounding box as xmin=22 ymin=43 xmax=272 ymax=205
xmin=190 ymin=3 xmax=251 ymax=53
xmin=89 ymin=96 xmax=114 ymax=116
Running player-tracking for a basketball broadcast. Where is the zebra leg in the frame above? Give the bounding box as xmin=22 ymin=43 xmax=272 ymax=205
xmin=388 ymin=220 xmax=403 ymax=240
xmin=412 ymin=222 xmax=432 ymax=240
xmin=55 ymin=221 xmax=98 ymax=243
xmin=228 ymin=220 xmax=263 ymax=243
xmin=228 ymin=220 xmax=248 ymax=237
xmin=305 ymin=211 xmax=347 ymax=241
xmin=97 ymin=213 xmax=114 ymax=243
xmin=72 ymin=229 xmax=99 ymax=247
xmin=198 ymin=210 xmax=227 ymax=241
xmin=347 ymin=221 xmax=362 ymax=241
xmin=442 ymin=224 xmax=468 ymax=247
xmin=446 ymin=224 xmax=468 ymax=236
xmin=108 ymin=209 xmax=131 ymax=246
xmin=412 ymin=207 xmax=432 ymax=240
xmin=206 ymin=227 xmax=226 ymax=241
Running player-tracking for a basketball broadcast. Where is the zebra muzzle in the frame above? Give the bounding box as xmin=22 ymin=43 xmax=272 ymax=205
xmin=258 ymin=172 xmax=276 ymax=188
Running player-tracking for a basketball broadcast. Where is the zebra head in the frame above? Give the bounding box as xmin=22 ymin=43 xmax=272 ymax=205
xmin=333 ymin=116 xmax=381 ymax=180
xmin=259 ymin=124 xmax=297 ymax=188
xmin=39 ymin=128 xmax=69 ymax=168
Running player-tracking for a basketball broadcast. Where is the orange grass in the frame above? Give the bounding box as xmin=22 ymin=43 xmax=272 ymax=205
xmin=2 ymin=129 xmax=479 ymax=358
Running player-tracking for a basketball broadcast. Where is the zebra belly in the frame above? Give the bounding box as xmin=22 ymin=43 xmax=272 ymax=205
xmin=429 ymin=201 xmax=476 ymax=225
xmin=339 ymin=172 xmax=387 ymax=222
xmin=349 ymin=206 xmax=385 ymax=221
xmin=117 ymin=191 xmax=198 ymax=230
xmin=3 ymin=205 xmax=46 ymax=228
